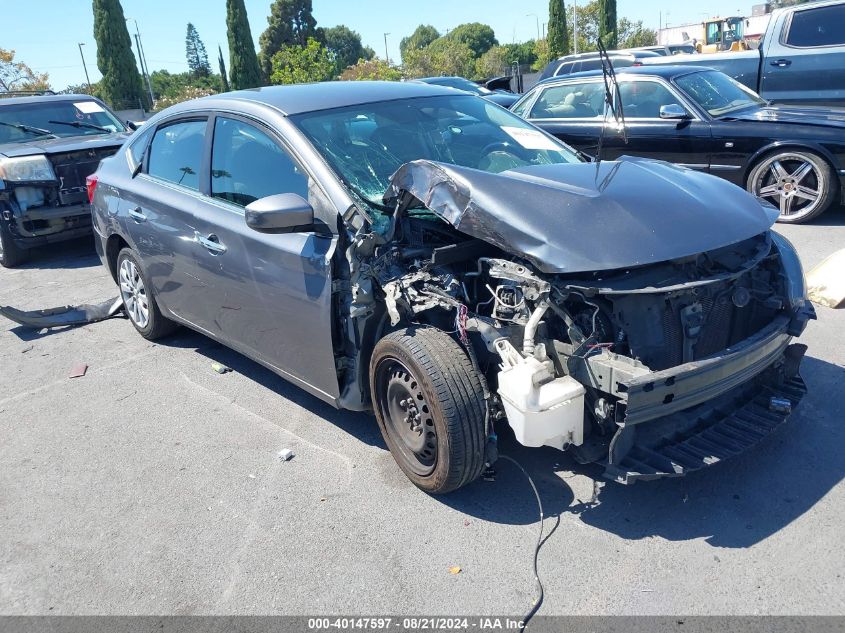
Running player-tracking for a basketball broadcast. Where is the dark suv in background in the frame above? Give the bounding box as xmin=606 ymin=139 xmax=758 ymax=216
xmin=0 ymin=92 xmax=131 ymax=267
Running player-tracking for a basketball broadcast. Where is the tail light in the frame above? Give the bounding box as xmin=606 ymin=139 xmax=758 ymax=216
xmin=86 ymin=174 xmax=98 ymax=204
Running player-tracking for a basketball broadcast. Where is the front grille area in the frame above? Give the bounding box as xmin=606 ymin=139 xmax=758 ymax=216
xmin=48 ymin=147 xmax=120 ymax=205
xmin=695 ymin=296 xmax=735 ymax=358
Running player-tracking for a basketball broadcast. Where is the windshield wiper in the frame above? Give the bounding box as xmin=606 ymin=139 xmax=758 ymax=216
xmin=595 ymin=37 xmax=627 ymax=165
xmin=48 ymin=120 xmax=111 ymax=133
xmin=0 ymin=121 xmax=57 ymax=138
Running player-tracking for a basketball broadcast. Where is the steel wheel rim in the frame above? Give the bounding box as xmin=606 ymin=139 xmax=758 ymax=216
xmin=119 ymin=258 xmax=149 ymax=329
xmin=375 ymin=358 xmax=437 ymax=477
xmin=753 ymin=153 xmax=824 ymax=220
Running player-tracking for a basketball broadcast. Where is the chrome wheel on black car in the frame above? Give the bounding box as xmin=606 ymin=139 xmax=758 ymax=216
xmin=748 ymin=150 xmax=836 ymax=224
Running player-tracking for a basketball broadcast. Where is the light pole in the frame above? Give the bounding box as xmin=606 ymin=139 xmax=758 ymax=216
xmin=573 ymin=0 xmax=579 ymax=54
xmin=383 ymin=33 xmax=390 ymax=64
xmin=526 ymin=13 xmax=540 ymax=41
xmin=126 ymin=17 xmax=154 ymax=109
xmin=77 ymin=43 xmax=92 ymax=92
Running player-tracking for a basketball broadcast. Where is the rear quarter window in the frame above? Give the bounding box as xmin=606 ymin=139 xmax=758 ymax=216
xmin=786 ymin=4 xmax=845 ymax=47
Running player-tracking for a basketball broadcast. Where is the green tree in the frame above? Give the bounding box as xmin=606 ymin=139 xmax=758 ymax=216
xmin=399 ymin=25 xmax=440 ymax=60
xmin=258 ymin=0 xmax=321 ymax=79
xmin=226 ymin=0 xmax=262 ymax=89
xmin=566 ymin=1 xmax=601 ymax=53
xmin=403 ymin=39 xmax=475 ymax=79
xmin=475 ymin=46 xmax=509 ymax=80
xmin=61 ymin=82 xmax=98 ymax=95
xmin=270 ymin=37 xmax=335 ymax=85
xmin=92 ymin=0 xmax=147 ymax=109
xmin=324 ymin=25 xmax=372 ymax=73
xmin=149 ymin=69 xmax=222 ymax=101
xmin=445 ymin=23 xmax=497 ymax=58
xmin=618 ymin=18 xmax=656 ymax=48
xmin=548 ymin=0 xmax=569 ymax=58
xmin=218 ymin=45 xmax=230 ymax=92
xmin=339 ymin=59 xmax=402 ymax=81
xmin=598 ymin=0 xmax=618 ymax=49
xmin=185 ymin=23 xmax=211 ymax=77
xmin=0 ymin=48 xmax=50 ymax=92
xmin=502 ymin=41 xmax=538 ymax=66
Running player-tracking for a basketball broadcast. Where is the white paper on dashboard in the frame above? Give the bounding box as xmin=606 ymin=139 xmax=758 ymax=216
xmin=501 ymin=126 xmax=560 ymax=151
xmin=74 ymin=101 xmax=105 ymax=114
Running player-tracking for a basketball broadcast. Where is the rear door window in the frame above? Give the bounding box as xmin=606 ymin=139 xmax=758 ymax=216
xmin=147 ymin=119 xmax=207 ymax=191
xmin=528 ymin=82 xmax=605 ymax=119
xmin=786 ymin=4 xmax=845 ymax=47
xmin=210 ymin=116 xmax=308 ymax=207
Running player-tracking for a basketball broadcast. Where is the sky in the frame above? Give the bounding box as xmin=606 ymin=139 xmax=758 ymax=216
xmin=2 ymin=0 xmax=753 ymax=90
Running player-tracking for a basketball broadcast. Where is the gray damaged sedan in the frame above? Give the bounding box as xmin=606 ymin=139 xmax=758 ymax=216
xmin=89 ymin=81 xmax=815 ymax=493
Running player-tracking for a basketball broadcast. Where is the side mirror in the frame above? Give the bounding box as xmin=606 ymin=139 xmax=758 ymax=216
xmin=659 ymin=104 xmax=691 ymax=120
xmin=125 ymin=120 xmax=139 ymax=131
xmin=245 ymin=193 xmax=314 ymax=233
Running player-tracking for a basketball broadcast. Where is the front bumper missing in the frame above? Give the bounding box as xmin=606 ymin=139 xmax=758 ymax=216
xmin=602 ymin=348 xmax=807 ymax=484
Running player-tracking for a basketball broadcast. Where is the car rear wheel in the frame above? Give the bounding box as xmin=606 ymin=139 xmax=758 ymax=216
xmin=0 ymin=217 xmax=28 ymax=268
xmin=747 ymin=150 xmax=836 ymax=224
xmin=370 ymin=326 xmax=487 ymax=494
xmin=117 ymin=247 xmax=178 ymax=340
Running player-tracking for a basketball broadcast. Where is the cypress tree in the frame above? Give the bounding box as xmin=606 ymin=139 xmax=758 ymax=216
xmin=548 ymin=0 xmax=569 ymax=58
xmin=186 ymin=23 xmax=211 ymax=77
xmin=598 ymin=0 xmax=618 ymax=49
xmin=92 ymin=0 xmax=148 ymax=109
xmin=218 ymin=45 xmax=230 ymax=92
xmin=226 ymin=0 xmax=262 ymax=89
xmin=258 ymin=0 xmax=321 ymax=80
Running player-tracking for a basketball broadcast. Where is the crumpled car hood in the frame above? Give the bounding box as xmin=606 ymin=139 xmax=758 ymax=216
xmin=0 ymin=132 xmax=129 ymax=158
xmin=385 ymin=156 xmax=779 ymax=274
xmin=721 ymin=105 xmax=845 ymax=130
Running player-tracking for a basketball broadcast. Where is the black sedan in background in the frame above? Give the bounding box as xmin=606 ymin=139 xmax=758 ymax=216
xmin=513 ymin=65 xmax=845 ymax=223
xmin=414 ymin=76 xmax=520 ymax=108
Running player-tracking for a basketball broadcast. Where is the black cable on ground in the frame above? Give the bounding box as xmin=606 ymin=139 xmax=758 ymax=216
xmin=498 ymin=454 xmax=545 ymax=632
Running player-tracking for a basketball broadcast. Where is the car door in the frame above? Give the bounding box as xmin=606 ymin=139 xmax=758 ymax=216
xmin=613 ymin=78 xmax=714 ymax=170
xmin=121 ymin=116 xmax=212 ymax=325
xmin=760 ymin=2 xmax=845 ymax=106
xmin=523 ymin=79 xmax=608 ymax=155
xmin=187 ymin=114 xmax=340 ymax=400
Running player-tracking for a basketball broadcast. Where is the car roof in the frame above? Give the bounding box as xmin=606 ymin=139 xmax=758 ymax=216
xmin=537 ymin=64 xmax=713 ymax=86
xmin=551 ymin=49 xmax=662 ymax=63
xmin=0 ymin=93 xmax=101 ymax=106
xmin=174 ymin=81 xmax=460 ymax=117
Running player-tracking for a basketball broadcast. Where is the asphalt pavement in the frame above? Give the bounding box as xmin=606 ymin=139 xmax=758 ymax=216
xmin=1 ymin=207 xmax=843 ymax=616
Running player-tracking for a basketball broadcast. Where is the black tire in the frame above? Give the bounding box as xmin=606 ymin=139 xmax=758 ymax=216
xmin=747 ymin=149 xmax=837 ymax=224
xmin=0 ymin=217 xmax=28 ymax=268
xmin=370 ymin=326 xmax=486 ymax=494
xmin=116 ymin=247 xmax=178 ymax=340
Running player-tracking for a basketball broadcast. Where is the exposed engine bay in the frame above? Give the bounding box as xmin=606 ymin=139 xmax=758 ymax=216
xmin=334 ymin=158 xmax=815 ymax=483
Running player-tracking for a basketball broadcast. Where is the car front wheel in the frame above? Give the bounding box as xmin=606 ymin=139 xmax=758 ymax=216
xmin=747 ymin=150 xmax=836 ymax=224
xmin=370 ymin=326 xmax=487 ymax=494
xmin=0 ymin=217 xmax=28 ymax=268
xmin=117 ymin=247 xmax=178 ymax=340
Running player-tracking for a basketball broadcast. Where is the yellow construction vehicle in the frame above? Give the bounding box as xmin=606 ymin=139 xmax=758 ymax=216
xmin=698 ymin=16 xmax=751 ymax=53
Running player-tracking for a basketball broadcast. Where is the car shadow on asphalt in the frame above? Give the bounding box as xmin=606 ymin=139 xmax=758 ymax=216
xmin=143 ymin=329 xmax=845 ymax=549
xmin=19 ymin=237 xmax=100 ymax=270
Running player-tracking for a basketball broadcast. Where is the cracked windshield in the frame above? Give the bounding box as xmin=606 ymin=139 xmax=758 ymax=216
xmin=292 ymin=94 xmax=581 ymax=211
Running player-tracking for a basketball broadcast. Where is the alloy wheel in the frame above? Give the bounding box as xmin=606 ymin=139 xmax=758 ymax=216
xmin=752 ymin=153 xmax=826 ymax=221
xmin=375 ymin=358 xmax=438 ymax=477
xmin=119 ymin=258 xmax=150 ymax=329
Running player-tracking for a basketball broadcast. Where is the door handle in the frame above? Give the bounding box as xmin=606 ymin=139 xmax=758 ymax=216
xmin=770 ymin=59 xmax=792 ymax=67
xmin=195 ymin=231 xmax=227 ymax=254
xmin=128 ymin=207 xmax=147 ymax=223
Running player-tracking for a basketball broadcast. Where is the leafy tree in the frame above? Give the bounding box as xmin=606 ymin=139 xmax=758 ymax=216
xmin=532 ymin=39 xmax=553 ymax=71
xmin=270 ymin=38 xmax=335 ymax=85
xmin=399 ymin=25 xmax=440 ymax=60
xmin=340 ymin=59 xmax=402 ymax=81
xmin=502 ymin=41 xmax=537 ymax=66
xmin=149 ymin=69 xmax=222 ymax=101
xmin=258 ymin=0 xmax=321 ymax=79
xmin=566 ymin=1 xmax=601 ymax=53
xmin=445 ymin=23 xmax=497 ymax=58
xmin=92 ymin=0 xmax=148 ymax=109
xmin=153 ymin=85 xmax=217 ymax=111
xmin=0 ymin=48 xmax=50 ymax=92
xmin=403 ymin=39 xmax=475 ymax=79
xmin=185 ymin=23 xmax=212 ymax=77
xmin=475 ymin=46 xmax=509 ymax=81
xmin=598 ymin=0 xmax=618 ymax=49
xmin=618 ymin=19 xmax=657 ymax=48
xmin=324 ymin=25 xmax=373 ymax=73
xmin=218 ymin=45 xmax=230 ymax=92
xmin=226 ymin=0 xmax=262 ymax=89
xmin=548 ymin=0 xmax=569 ymax=58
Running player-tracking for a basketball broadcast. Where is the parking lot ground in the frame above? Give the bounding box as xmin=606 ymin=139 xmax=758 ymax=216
xmin=1 ymin=207 xmax=844 ymax=616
